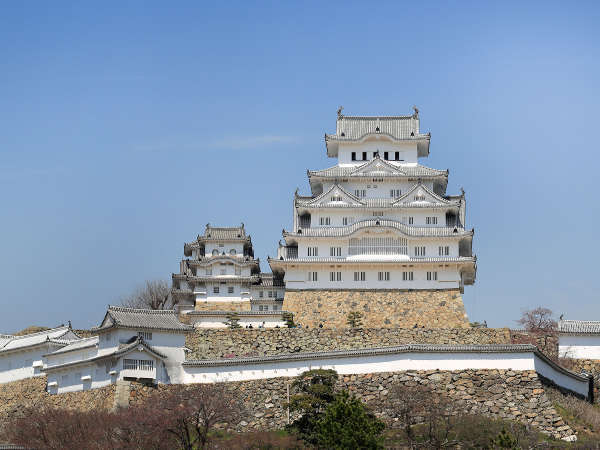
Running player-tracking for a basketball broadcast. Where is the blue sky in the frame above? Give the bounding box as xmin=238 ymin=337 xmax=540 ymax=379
xmin=1 ymin=1 xmax=599 ymax=332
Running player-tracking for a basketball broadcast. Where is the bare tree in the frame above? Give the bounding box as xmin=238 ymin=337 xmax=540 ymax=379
xmin=517 ymin=307 xmax=557 ymax=334
xmin=121 ymin=280 xmax=176 ymax=310
xmin=141 ymin=383 xmax=243 ymax=450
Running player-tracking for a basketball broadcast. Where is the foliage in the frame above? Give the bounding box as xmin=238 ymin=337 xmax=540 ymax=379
xmin=313 ymin=390 xmax=385 ymax=450
xmin=516 ymin=306 xmax=557 ymax=334
xmin=12 ymin=325 xmax=50 ymax=336
xmin=282 ymin=311 xmax=295 ymax=328
xmin=224 ymin=312 xmax=242 ymax=329
xmin=212 ymin=430 xmax=306 ymax=449
xmin=489 ymin=427 xmax=520 ymax=449
xmin=346 ymin=310 xmax=364 ymax=328
xmin=286 ymin=369 xmax=338 ymax=444
xmin=121 ymin=279 xmax=176 ymax=310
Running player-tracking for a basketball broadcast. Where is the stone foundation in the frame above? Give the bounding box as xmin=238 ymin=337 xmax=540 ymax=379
xmin=283 ymin=289 xmax=469 ymax=328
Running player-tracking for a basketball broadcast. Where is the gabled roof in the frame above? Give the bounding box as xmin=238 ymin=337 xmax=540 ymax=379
xmin=559 ymin=320 xmax=600 ymax=335
xmin=392 ymin=182 xmax=455 ymax=206
xmin=184 ymin=224 xmax=252 ymax=256
xmin=0 ymin=326 xmax=80 ymax=354
xmin=324 ymin=109 xmax=431 ymax=157
xmin=44 ymin=337 xmax=166 ymax=372
xmin=183 ymin=255 xmax=260 ymax=267
xmin=252 ymin=273 xmax=285 ymax=287
xmin=296 ymin=184 xmax=364 ymax=207
xmin=308 ymin=162 xmax=447 ymax=179
xmin=283 ymin=219 xmax=473 ymax=238
xmin=44 ymin=336 xmax=99 ymax=357
xmin=92 ymin=306 xmax=193 ymax=334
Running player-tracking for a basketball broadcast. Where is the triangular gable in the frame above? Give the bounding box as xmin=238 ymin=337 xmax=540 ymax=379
xmin=392 ymin=182 xmax=452 ymax=205
xmin=115 ymin=339 xmax=167 ymax=361
xmin=351 ymin=156 xmax=406 ymax=176
xmin=305 ymin=184 xmax=365 ymax=206
xmin=99 ymin=312 xmax=115 ymax=329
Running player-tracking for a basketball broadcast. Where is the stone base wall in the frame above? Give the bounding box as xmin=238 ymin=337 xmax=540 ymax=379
xmin=193 ymin=301 xmax=251 ymax=312
xmin=185 ymin=327 xmax=511 ymax=360
xmin=127 ymin=370 xmax=574 ymax=440
xmin=283 ymin=289 xmax=469 ymax=329
xmin=561 ymin=359 xmax=600 ymax=403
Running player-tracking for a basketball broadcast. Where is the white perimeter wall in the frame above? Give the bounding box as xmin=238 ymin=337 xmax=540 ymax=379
xmin=183 ymin=351 xmax=589 ymax=398
xmin=559 ymin=335 xmax=600 ymax=359
xmin=0 ymin=346 xmax=49 ymax=384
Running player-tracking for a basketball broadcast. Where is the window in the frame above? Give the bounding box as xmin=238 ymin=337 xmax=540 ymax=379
xmin=259 ymin=290 xmax=264 ymax=298
xmin=308 ymin=246 xmax=318 ymax=256
xmin=378 ymin=271 xmax=390 ymax=281
xmin=403 ymin=271 xmax=414 ymax=281
xmin=384 ymin=151 xmax=389 ymax=160
xmin=372 ymin=177 xmax=383 ymax=183
xmin=408 ymin=217 xmax=414 ymax=225
xmin=212 ymin=249 xmax=219 ymax=256
xmin=230 ymin=249 xmax=236 ymax=255
xmin=227 ymin=286 xmax=234 ymax=294
xmin=137 ymin=331 xmax=152 ymax=340
xmin=362 ymin=151 xmax=367 ymax=160
xmin=330 ymin=271 xmax=342 ymax=281
xmin=414 ymin=194 xmax=426 ymax=201
xmin=354 ymin=189 xmax=366 ymax=198
xmin=342 ymin=217 xmax=351 ymax=226
xmin=319 ymin=217 xmax=331 ymax=225
xmin=218 ymin=243 xmax=224 ymax=248
xmin=308 ymin=271 xmax=318 ymax=281
xmin=123 ymin=359 xmax=154 ymax=371
xmin=395 ymin=151 xmax=400 ymax=160
xmin=372 ymin=211 xmax=384 ymax=217
xmin=390 ymin=189 xmax=401 ymax=198
xmin=331 ymin=195 xmax=342 ymax=202
xmin=259 ymin=305 xmax=268 ymax=311
xmin=351 ymin=152 xmax=356 ymax=161
xmin=438 ymin=246 xmax=450 ymax=256
xmin=330 ymin=247 xmax=342 ymax=257
xmin=353 ymin=271 xmax=366 ymax=281
xmin=414 ymin=246 xmax=426 ymax=257
xmin=426 ymin=217 xmax=438 ymax=225
xmin=213 ymin=286 xmax=220 ymax=294
xmin=268 ymin=290 xmax=273 ymax=298
xmin=427 ymin=271 xmax=438 ymax=281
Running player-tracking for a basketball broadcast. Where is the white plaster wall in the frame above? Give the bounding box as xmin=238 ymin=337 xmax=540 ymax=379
xmin=191 ymin=316 xmax=286 ymax=329
xmin=47 ymin=362 xmax=114 ymax=394
xmin=320 ymin=181 xmax=435 ymax=200
xmin=559 ymin=335 xmax=600 ymax=359
xmin=0 ymin=346 xmax=50 ymax=384
xmin=337 ymin=141 xmax=418 ymax=166
xmin=205 ymin=243 xmax=245 ymax=257
xmin=533 ymin=354 xmax=589 ymax=397
xmin=305 ymin=210 xmax=446 ymax=228
xmin=45 ymin=346 xmax=98 ymax=368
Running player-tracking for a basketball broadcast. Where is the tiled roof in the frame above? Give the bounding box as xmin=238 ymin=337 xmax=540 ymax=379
xmin=269 ymin=256 xmax=476 ymax=264
xmin=202 ymin=224 xmax=248 ymax=241
xmin=93 ymin=306 xmax=193 ymax=333
xmin=559 ymin=320 xmax=600 ymax=335
xmin=284 ymin=219 xmax=473 ymax=238
xmin=252 ymin=273 xmax=285 ymax=287
xmin=186 ymin=310 xmax=289 ymax=316
xmin=45 ymin=336 xmax=99 ymax=356
xmin=308 ymin=163 xmax=446 ymax=179
xmin=0 ymin=326 xmax=78 ymax=353
xmin=329 ymin=114 xmax=425 ymax=141
xmin=185 ymin=256 xmax=259 ymax=267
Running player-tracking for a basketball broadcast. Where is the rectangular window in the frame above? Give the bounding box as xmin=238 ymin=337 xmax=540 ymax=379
xmin=378 ymin=271 xmax=390 ymax=281
xmin=353 ymin=271 xmax=366 ymax=281
xmin=268 ymin=290 xmax=273 ymax=298
xmin=218 ymin=243 xmax=224 ymax=248
xmin=259 ymin=290 xmax=264 ymax=298
xmin=438 ymin=246 xmax=450 ymax=256
xmin=354 ymin=189 xmax=366 ymax=198
xmin=308 ymin=246 xmax=318 ymax=256
xmin=330 ymin=271 xmax=342 ymax=281
xmin=123 ymin=359 xmax=154 ymax=371
xmin=427 ymin=271 xmax=438 ymax=281
xmin=372 ymin=211 xmax=384 ymax=217
xmin=342 ymin=217 xmax=350 ymax=226
xmin=137 ymin=331 xmax=152 ymax=341
xmin=362 ymin=151 xmax=367 ymax=160
xmin=227 ymin=286 xmax=234 ymax=294
xmin=331 ymin=195 xmax=342 ymax=202
xmin=408 ymin=217 xmax=414 ymax=225
xmin=259 ymin=305 xmax=264 ymax=311
xmin=390 ymin=189 xmax=401 ymax=198
xmin=384 ymin=151 xmax=389 ymax=160
xmin=414 ymin=194 xmax=426 ymax=201
xmin=308 ymin=271 xmax=318 ymax=281
xmin=213 ymin=286 xmax=219 ymax=294
xmin=426 ymin=217 xmax=438 ymax=225
xmin=351 ymin=152 xmax=356 ymax=161
xmin=330 ymin=247 xmax=342 ymax=257
xmin=395 ymin=151 xmax=400 ymax=160
xmin=414 ymin=246 xmax=426 ymax=257
xmin=319 ymin=217 xmax=331 ymax=225
xmin=402 ymin=271 xmax=414 ymax=281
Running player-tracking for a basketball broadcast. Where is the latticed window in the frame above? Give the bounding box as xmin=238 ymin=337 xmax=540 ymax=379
xmin=137 ymin=331 xmax=152 ymax=340
xmin=349 ymin=237 xmax=408 ymax=256
xmin=438 ymin=246 xmax=450 ymax=256
xmin=414 ymin=246 xmax=426 ymax=257
xmin=353 ymin=271 xmax=366 ymax=281
xmin=307 ymin=271 xmax=318 ymax=281
xmin=330 ymin=272 xmax=342 ymax=281
xmin=426 ymin=217 xmax=438 ymax=225
xmin=403 ymin=271 xmax=414 ymax=281
xmin=331 ymin=195 xmax=342 ymax=202
xmin=319 ymin=217 xmax=331 ymax=225
xmin=308 ymin=247 xmax=318 ymax=257
xmin=123 ymin=359 xmax=154 ymax=371
xmin=427 ymin=271 xmax=438 ymax=281
xmin=330 ymin=247 xmax=342 ymax=257
xmin=378 ymin=271 xmax=390 ymax=281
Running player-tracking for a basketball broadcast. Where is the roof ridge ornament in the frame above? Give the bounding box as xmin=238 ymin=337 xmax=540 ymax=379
xmin=412 ymin=105 xmax=419 ymax=118
xmin=337 ymin=106 xmax=344 ymax=119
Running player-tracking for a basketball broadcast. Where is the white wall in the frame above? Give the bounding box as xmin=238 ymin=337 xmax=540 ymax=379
xmin=337 ymin=141 xmax=419 ymax=166
xmin=190 ymin=315 xmax=286 ymax=329
xmin=183 ymin=350 xmax=589 ymax=399
xmin=559 ymin=335 xmax=600 ymax=360
xmin=303 ymin=210 xmax=445 ymax=229
xmin=205 ymin=242 xmax=245 ymax=257
xmin=0 ymin=345 xmax=53 ymax=384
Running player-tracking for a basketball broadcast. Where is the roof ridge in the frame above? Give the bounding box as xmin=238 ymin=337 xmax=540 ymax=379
xmin=108 ymin=306 xmax=176 ymax=315
xmin=339 ymin=115 xmax=415 ymax=120
xmin=9 ymin=325 xmax=69 ymax=340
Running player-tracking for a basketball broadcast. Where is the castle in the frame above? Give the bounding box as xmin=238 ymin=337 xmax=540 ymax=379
xmin=174 ymin=107 xmax=476 ymax=328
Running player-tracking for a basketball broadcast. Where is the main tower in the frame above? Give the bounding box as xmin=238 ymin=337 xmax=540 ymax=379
xmin=268 ymin=107 xmax=476 ymax=328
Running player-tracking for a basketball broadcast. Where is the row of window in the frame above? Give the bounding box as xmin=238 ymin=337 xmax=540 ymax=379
xmin=257 ymin=304 xmax=281 ymax=311
xmin=306 ymin=246 xmax=452 ymax=257
xmin=316 ymin=215 xmax=441 ymax=226
xmin=309 ymin=271 xmax=438 ymax=282
xmin=205 ymin=266 xmax=242 ymax=275
xmin=351 ymin=151 xmax=405 ymax=161
xmin=211 ymin=248 xmax=237 ymax=256
xmin=213 ymin=286 xmax=235 ymax=294
xmin=258 ymin=290 xmax=279 ymax=298
xmin=123 ymin=359 xmax=154 ymax=371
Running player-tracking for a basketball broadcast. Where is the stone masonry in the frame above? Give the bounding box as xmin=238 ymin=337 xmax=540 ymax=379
xmin=185 ymin=327 xmax=512 ymax=360
xmin=283 ymin=288 xmax=469 ymax=329
xmin=193 ymin=301 xmax=251 ymax=312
